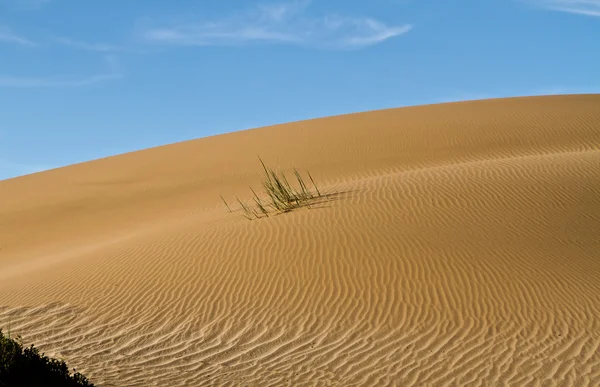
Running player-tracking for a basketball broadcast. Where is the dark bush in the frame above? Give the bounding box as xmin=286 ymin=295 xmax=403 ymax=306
xmin=0 ymin=329 xmax=94 ymax=387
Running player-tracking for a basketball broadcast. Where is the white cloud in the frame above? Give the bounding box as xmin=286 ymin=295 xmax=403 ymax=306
xmin=140 ymin=0 xmax=412 ymax=50
xmin=0 ymin=55 xmax=123 ymax=88
xmin=0 ymin=26 xmax=36 ymax=46
xmin=529 ymin=0 xmax=600 ymax=16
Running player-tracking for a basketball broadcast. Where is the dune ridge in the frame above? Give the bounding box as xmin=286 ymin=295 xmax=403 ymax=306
xmin=1 ymin=94 xmax=599 ymax=386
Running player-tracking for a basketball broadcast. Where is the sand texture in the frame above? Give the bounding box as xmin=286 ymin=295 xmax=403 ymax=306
xmin=1 ymin=94 xmax=600 ymax=386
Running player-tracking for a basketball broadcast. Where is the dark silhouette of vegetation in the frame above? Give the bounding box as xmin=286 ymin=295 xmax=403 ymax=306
xmin=0 ymin=329 xmax=94 ymax=387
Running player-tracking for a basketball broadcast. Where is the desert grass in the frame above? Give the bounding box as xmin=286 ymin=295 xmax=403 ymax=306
xmin=223 ymin=157 xmax=323 ymax=220
xmin=236 ymin=197 xmax=256 ymax=220
xmin=220 ymin=196 xmax=232 ymax=213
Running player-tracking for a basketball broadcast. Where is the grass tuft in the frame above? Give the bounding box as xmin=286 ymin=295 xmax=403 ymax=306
xmin=223 ymin=157 xmax=324 ymax=220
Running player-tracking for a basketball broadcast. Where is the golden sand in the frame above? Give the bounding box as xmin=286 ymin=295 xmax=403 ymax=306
xmin=1 ymin=94 xmax=599 ymax=386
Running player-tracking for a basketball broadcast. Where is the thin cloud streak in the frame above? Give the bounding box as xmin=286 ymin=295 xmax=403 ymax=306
xmin=0 ymin=27 xmax=36 ymax=46
xmin=141 ymin=1 xmax=412 ymax=49
xmin=531 ymin=0 xmax=600 ymax=16
xmin=0 ymin=55 xmax=123 ymax=88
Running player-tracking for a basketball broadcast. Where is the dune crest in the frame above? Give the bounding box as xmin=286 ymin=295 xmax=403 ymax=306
xmin=1 ymin=94 xmax=600 ymax=386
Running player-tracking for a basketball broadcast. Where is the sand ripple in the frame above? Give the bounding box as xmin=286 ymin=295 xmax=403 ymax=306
xmin=1 ymin=94 xmax=599 ymax=386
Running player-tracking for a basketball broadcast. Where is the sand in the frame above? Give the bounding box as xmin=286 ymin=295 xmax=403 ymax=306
xmin=0 ymin=94 xmax=599 ymax=386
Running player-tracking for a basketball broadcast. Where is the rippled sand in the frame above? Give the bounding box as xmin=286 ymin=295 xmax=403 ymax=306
xmin=1 ymin=94 xmax=599 ymax=386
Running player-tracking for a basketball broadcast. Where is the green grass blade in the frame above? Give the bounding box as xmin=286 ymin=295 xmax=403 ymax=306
xmin=220 ymin=195 xmax=232 ymax=212
xmin=307 ymin=171 xmax=321 ymax=197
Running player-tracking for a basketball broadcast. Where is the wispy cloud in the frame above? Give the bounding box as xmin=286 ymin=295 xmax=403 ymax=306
xmin=1 ymin=28 xmax=133 ymax=52
xmin=0 ymin=55 xmax=123 ymax=88
xmin=140 ymin=0 xmax=412 ymax=50
xmin=0 ymin=26 xmax=36 ymax=46
xmin=52 ymin=36 xmax=140 ymax=53
xmin=529 ymin=0 xmax=600 ymax=16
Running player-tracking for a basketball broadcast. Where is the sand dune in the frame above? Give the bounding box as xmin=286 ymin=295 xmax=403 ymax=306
xmin=1 ymin=94 xmax=599 ymax=386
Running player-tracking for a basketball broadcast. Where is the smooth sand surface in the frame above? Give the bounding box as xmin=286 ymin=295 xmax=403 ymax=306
xmin=1 ymin=94 xmax=599 ymax=386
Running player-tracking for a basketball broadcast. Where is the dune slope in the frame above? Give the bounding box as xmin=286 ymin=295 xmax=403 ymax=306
xmin=1 ymin=94 xmax=599 ymax=386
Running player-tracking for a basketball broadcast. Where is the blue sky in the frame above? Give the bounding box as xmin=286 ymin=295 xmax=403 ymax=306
xmin=0 ymin=0 xmax=599 ymax=180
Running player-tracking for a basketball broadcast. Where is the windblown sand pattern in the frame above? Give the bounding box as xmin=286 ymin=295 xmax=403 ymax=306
xmin=1 ymin=94 xmax=599 ymax=386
